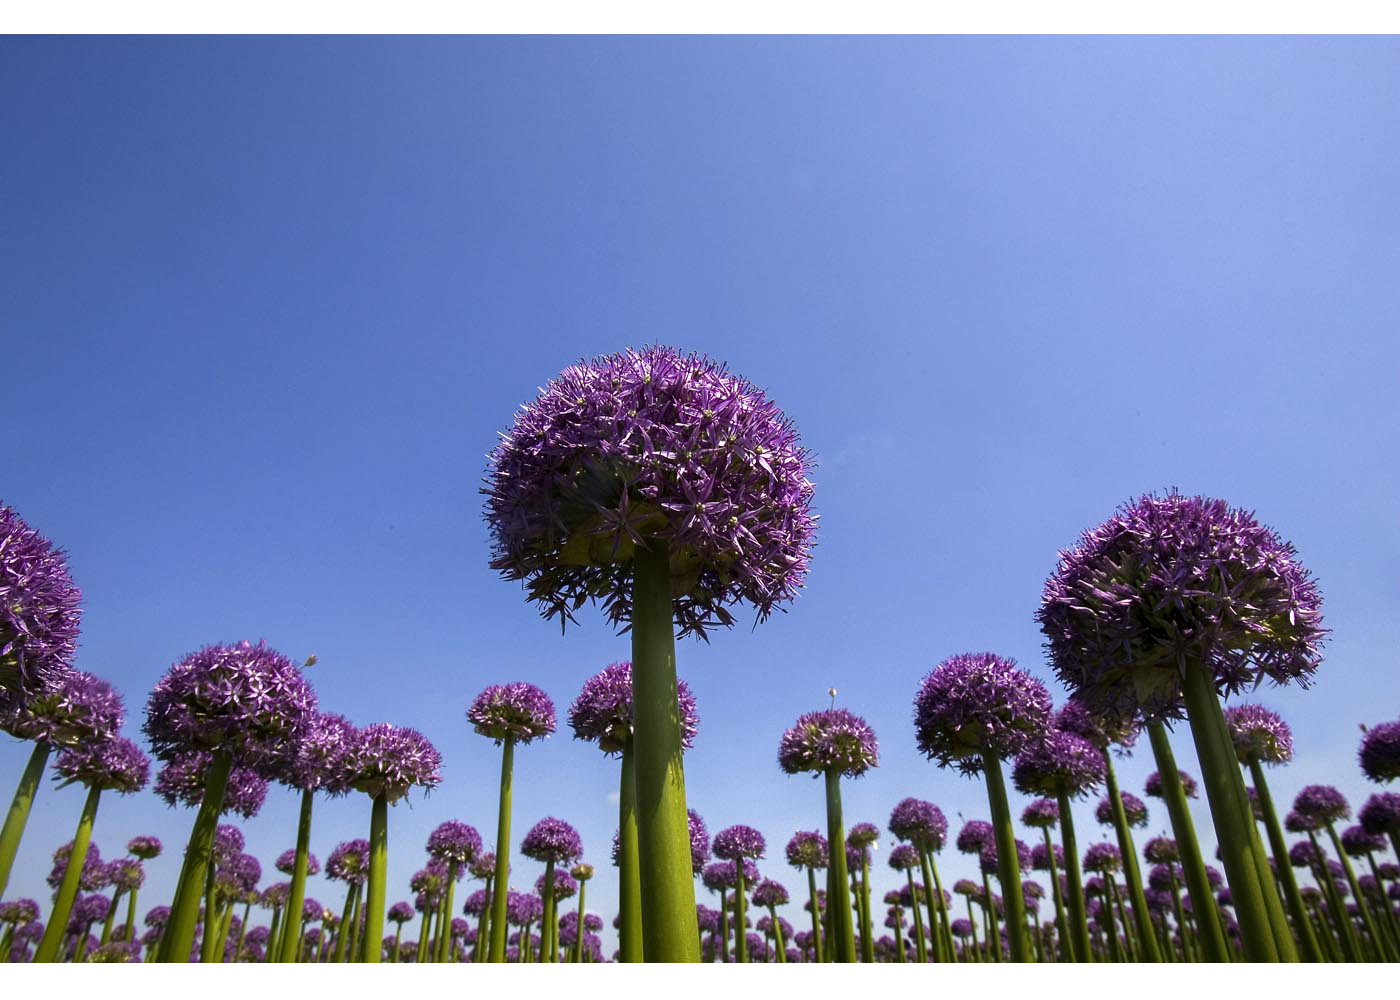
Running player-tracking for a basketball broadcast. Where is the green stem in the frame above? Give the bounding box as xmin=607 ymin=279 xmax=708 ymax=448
xmin=436 ymin=863 xmax=459 ymax=963
xmin=413 ymin=903 xmax=430 ymax=965
xmin=904 ymin=867 xmax=927 ymax=962
xmin=1101 ymin=751 xmax=1161 ymax=960
xmin=805 ymin=867 xmax=823 ymax=964
xmin=34 ymin=784 xmax=101 ymax=963
xmin=124 ymin=885 xmax=138 ymax=943
xmin=101 ymin=886 xmax=123 ymax=945
xmin=199 ymin=853 xmax=222 ymax=963
xmin=630 ymin=539 xmax=700 ymax=961
xmin=1309 ymin=829 xmax=1359 ymax=961
xmin=768 ymin=902 xmax=787 ymax=961
xmin=922 ymin=847 xmax=954 ymax=962
xmin=1056 ymin=790 xmax=1092 ymax=962
xmin=733 ymin=859 xmax=748 ymax=962
xmin=823 ymin=767 xmax=857 ymax=962
xmin=892 ymin=904 xmax=905 ymax=961
xmin=278 ymin=788 xmax=315 ymax=962
xmin=334 ymin=884 xmax=358 ymax=963
xmin=538 ymin=858 xmax=556 ymax=962
xmin=157 ymin=748 xmax=233 ymax=963
xmin=858 ymin=854 xmax=873 ymax=962
xmin=717 ymin=888 xmax=729 ymax=962
xmin=234 ymin=901 xmax=250 ymax=961
xmin=982 ymin=749 xmax=1031 ymax=962
xmin=266 ymin=906 xmax=282 ymax=963
xmin=618 ymin=738 xmax=644 ymax=962
xmin=980 ymin=870 xmax=999 ymax=961
xmin=572 ymin=878 xmax=587 ymax=963
xmin=1043 ymin=828 xmax=1070 ymax=961
xmin=474 ymin=877 xmax=491 ymax=962
xmin=359 ymin=792 xmax=387 ymax=962
xmin=0 ymin=741 xmax=51 ymax=901
xmin=1248 ymin=760 xmax=1323 ymax=962
xmin=391 ymin=922 xmax=402 ymax=962
xmin=487 ymin=738 xmax=514 ymax=963
xmin=1326 ymin=822 xmax=1390 ymax=961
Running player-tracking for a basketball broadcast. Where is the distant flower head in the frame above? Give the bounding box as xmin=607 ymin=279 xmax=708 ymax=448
xmin=1143 ymin=837 xmax=1179 ymax=864
xmin=979 ymin=839 xmax=1030 ymax=876
xmin=785 ymin=830 xmax=828 ymax=870
xmin=154 ymin=752 xmax=267 ymax=818
xmin=1359 ymin=719 xmax=1400 ymax=783
xmin=211 ymin=824 xmax=244 ymax=861
xmin=536 ymin=868 xmax=577 ymax=900
xmin=568 ymin=661 xmax=697 ymax=754
xmin=1053 ymin=699 xmax=1139 ymax=752
xmin=505 ymin=891 xmax=542 ymax=927
xmin=778 ymin=709 xmax=878 ymax=778
xmin=0 ymin=899 xmax=40 ymax=924
xmin=1021 ymin=798 xmax=1060 ymax=828
xmin=0 ymin=504 xmax=82 ymax=705
xmin=468 ymin=683 xmax=555 ymax=745
xmin=126 ymin=836 xmax=161 ymax=860
xmin=260 ymin=883 xmax=289 ymax=908
xmin=1013 ymin=729 xmax=1105 ymax=799
xmin=1030 ymin=842 xmax=1063 ymax=871
xmin=1223 ymin=704 xmax=1294 ymax=766
xmin=1097 ymin=792 xmax=1148 ymax=828
xmin=888 ymin=798 xmax=947 ymax=852
xmin=956 ymin=820 xmax=995 ymax=855
xmin=1083 ymin=842 xmax=1122 ymax=874
xmin=888 ymin=843 xmax=920 ymax=872
xmin=750 ymin=878 xmax=790 ymax=909
xmin=1294 ymin=785 xmax=1349 ymax=826
xmin=688 ymin=809 xmax=710 ymax=874
xmin=275 ymin=850 xmax=319 ymax=877
xmin=846 ymin=822 xmax=878 ymax=849
xmin=107 ymin=858 xmax=144 ymax=893
xmin=327 ymin=840 xmax=371 ymax=885
xmin=1145 ymin=769 xmax=1198 ymax=800
xmin=702 ymin=859 xmax=758 ymax=891
xmin=281 ymin=712 xmax=357 ymax=794
xmin=302 ymin=897 xmax=324 ymax=921
xmin=1340 ymin=825 xmax=1385 ymax=857
xmin=462 ymin=889 xmax=490 ymax=916
xmin=2 ymin=669 xmax=123 ymax=748
xmin=1289 ymin=840 xmax=1321 ymax=868
xmin=427 ymin=820 xmax=482 ymax=867
xmin=342 ymin=724 xmax=442 ymax=803
xmin=1148 ymin=863 xmax=1183 ymax=893
xmin=713 ymin=825 xmax=766 ymax=861
xmin=388 ymin=901 xmax=414 ymax=924
xmin=950 ymin=917 xmax=974 ymax=938
xmin=914 ymin=653 xmax=1051 ymax=772
xmin=520 ymin=817 xmax=583 ymax=865
xmin=571 ymin=862 xmax=594 ymax=882
xmin=469 ymin=852 xmax=497 ymax=881
xmin=144 ymin=905 xmax=171 ymax=928
xmin=482 ymin=346 xmax=818 ymax=639
xmin=1285 ymin=810 xmax=1322 ymax=834
xmin=55 ymin=736 xmax=149 ymax=794
xmin=1359 ymin=792 xmax=1400 ymax=837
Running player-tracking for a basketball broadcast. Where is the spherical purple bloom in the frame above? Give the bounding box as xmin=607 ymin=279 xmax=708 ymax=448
xmin=468 ymin=851 xmax=497 ymax=881
xmin=888 ymin=844 xmax=920 ymax=872
xmin=55 ymin=736 xmax=149 ymax=794
xmin=520 ymin=817 xmax=583 ymax=865
xmin=568 ymin=661 xmax=697 ymax=754
xmin=1030 ymin=842 xmax=1063 ymax=871
xmin=1223 ymin=704 xmax=1294 ymax=766
xmin=888 ymin=797 xmax=948 ymax=852
xmin=275 ymin=849 xmax=318 ymax=877
xmin=1013 ymin=729 xmax=1106 ymax=799
xmin=1145 ymin=769 xmax=1198 ymax=799
xmin=144 ymin=905 xmax=170 ymax=928
xmin=1096 ymin=792 xmax=1148 ymax=827
xmin=49 ymin=841 xmax=105 ymax=892
xmin=955 ymin=820 xmax=995 ymax=855
xmin=327 ymin=839 xmax=371 ymax=885
xmin=280 ymin=711 xmax=357 ymax=794
xmin=0 ymin=504 xmax=83 ymax=705
xmin=914 ymin=653 xmax=1052 ymax=772
xmin=950 ymin=917 xmax=974 ymax=938
xmin=1359 ymin=792 xmax=1400 ymax=837
xmin=846 ymin=822 xmax=879 ymax=849
xmin=778 ymin=708 xmax=878 ymax=778
xmin=108 ymin=858 xmax=145 ymax=892
xmin=1143 ymin=837 xmax=1180 ymax=864
xmin=1054 ymin=698 xmax=1140 ymax=753
xmin=1288 ymin=839 xmax=1320 ymax=868
xmin=713 ymin=825 xmax=766 ymax=861
xmin=535 ymin=868 xmax=577 ymax=899
xmin=1294 ymin=784 xmax=1349 ymax=826
xmin=1083 ymin=842 xmax=1122 ymax=873
xmin=302 ymin=897 xmax=325 ymax=921
xmin=701 ymin=859 xmax=758 ymax=891
xmin=1148 ymin=863 xmax=1184 ymax=892
xmin=1038 ymin=493 xmax=1326 ymax=722
xmin=86 ymin=938 xmax=142 ymax=963
xmin=462 ymin=888 xmax=491 ymax=916
xmin=980 ymin=839 xmax=1031 ymax=876
xmin=1359 ymin=719 xmax=1400 ymax=784
xmin=1340 ymin=825 xmax=1385 ymax=857
xmin=342 ymin=723 xmax=442 ymax=803
xmin=785 ymin=830 xmax=828 ymax=870
xmin=1018 ymin=798 xmax=1058 ymax=828
xmin=1285 ymin=810 xmax=1321 ymax=834
xmin=0 ymin=898 xmax=40 ymax=924
xmin=155 ymin=752 xmax=268 ymax=818
xmin=2 ymin=668 xmax=123 ymax=749
xmin=483 ymin=346 xmax=818 ymax=639
xmin=143 ymin=640 xmax=316 ymax=767
xmin=687 ymin=809 xmax=710 ymax=874
xmin=126 ymin=835 xmax=161 ymax=860
xmin=427 ymin=820 xmax=482 ymax=867
xmin=467 ymin=683 xmax=555 ymax=745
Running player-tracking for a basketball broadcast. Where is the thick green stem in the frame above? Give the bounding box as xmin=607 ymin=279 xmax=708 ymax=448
xmin=922 ymin=847 xmax=954 ymax=962
xmin=618 ymin=738 xmax=644 ymax=962
xmin=124 ymin=885 xmax=138 ymax=943
xmin=1056 ymin=790 xmax=1092 ymax=963
xmin=101 ymin=886 xmax=124 ymax=944
xmin=35 ymin=784 xmax=101 ymax=963
xmin=717 ymin=888 xmax=729 ymax=962
xmin=487 ymin=738 xmax=514 ymax=962
xmin=982 ymin=750 xmax=1031 ymax=962
xmin=857 ymin=855 xmax=873 ymax=962
xmin=630 ymin=540 xmax=700 ymax=961
xmin=474 ymin=877 xmax=491 ymax=962
xmin=823 ymin=768 xmax=857 ymax=962
xmin=768 ymin=902 xmax=787 ymax=961
xmin=805 ymin=866 xmax=824 ymax=963
xmin=572 ymin=878 xmax=587 ymax=963
xmin=334 ymin=885 xmax=358 ymax=963
xmin=1101 ymin=751 xmax=1161 ymax=960
xmin=157 ymin=748 xmax=233 ymax=963
xmin=538 ymin=858 xmax=556 ymax=962
xmin=0 ymin=741 xmax=51 ymax=902
xmin=276 ymin=788 xmax=315 ymax=962
xmin=1249 ymin=760 xmax=1323 ymax=962
xmin=733 ymin=859 xmax=748 ymax=962
xmin=359 ymin=792 xmax=387 ymax=962
xmin=413 ymin=903 xmax=430 ymax=965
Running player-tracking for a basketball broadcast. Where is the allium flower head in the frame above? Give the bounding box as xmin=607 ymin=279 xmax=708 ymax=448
xmin=482 ymin=346 xmax=818 ymax=639
xmin=3 ymin=668 xmax=124 ymax=748
xmin=520 ymin=817 xmax=583 ymax=865
xmin=568 ymin=661 xmax=697 ymax=754
xmin=144 ymin=905 xmax=171 ymax=928
xmin=1148 ymin=863 xmax=1183 ymax=892
xmin=536 ymin=868 xmax=577 ymax=900
xmin=888 ymin=844 xmax=920 ymax=872
xmin=1083 ymin=842 xmax=1122 ymax=874
xmin=713 ymin=825 xmax=766 ymax=861
xmin=1038 ymin=493 xmax=1326 ymax=721
xmin=49 ymin=841 xmax=105 ymax=892
xmin=469 ymin=852 xmax=496 ymax=881
xmin=956 ymin=820 xmax=995 ymax=855
xmin=388 ymin=901 xmax=414 ymax=923
xmin=1288 ymin=840 xmax=1321 ymax=868
xmin=1021 ymin=799 xmax=1059 ymax=829
xmin=1285 ymin=810 xmax=1321 ymax=834
xmin=1143 ymin=837 xmax=1179 ymax=864
xmin=979 ymin=839 xmax=1031 ymax=876
xmin=571 ymin=862 xmax=594 ymax=881
xmin=55 ymin=736 xmax=149 ymax=794
xmin=846 ymin=822 xmax=879 ymax=848
xmin=0 ymin=504 xmax=82 ymax=704
xmin=1054 ymin=698 xmax=1140 ymax=752
xmin=280 ymin=712 xmax=357 ymax=794
xmin=1097 ymin=792 xmax=1148 ymax=827
xmin=914 ymin=653 xmax=1051 ymax=771
xmin=467 ymin=683 xmax=555 ymax=745
xmin=462 ymin=889 xmax=490 ymax=916
xmin=701 ymin=859 xmax=758 ymax=891
xmin=1145 ymin=769 xmax=1197 ymax=799
xmin=327 ymin=840 xmax=371 ymax=885
xmin=1294 ymin=785 xmax=1349 ymax=825
xmin=275 ymin=850 xmax=318 ymax=876
xmin=1358 ymin=792 xmax=1400 ymax=837
xmin=427 ymin=820 xmax=482 ymax=867
xmin=154 ymin=752 xmax=267 ymax=818
xmin=126 ymin=836 xmax=161 ymax=860
xmin=342 ymin=724 xmax=442 ymax=803
xmin=1013 ymin=729 xmax=1105 ymax=799
xmin=778 ymin=708 xmax=878 ymax=778
xmin=1359 ymin=719 xmax=1400 ymax=783
xmin=1341 ymin=825 xmax=1385 ymax=857
xmin=785 ymin=830 xmax=828 ymax=870
xmin=688 ymin=809 xmax=710 ymax=874
xmin=888 ymin=798 xmax=947 ymax=852
xmin=1224 ymin=704 xmax=1294 ymax=765
xmin=143 ymin=641 xmax=316 ymax=766
xmin=0 ymin=898 xmax=40 ymax=924
xmin=1030 ymin=842 xmax=1063 ymax=871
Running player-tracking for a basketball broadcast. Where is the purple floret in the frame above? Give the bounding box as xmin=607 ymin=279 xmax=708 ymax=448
xmin=1223 ymin=704 xmax=1294 ymax=765
xmin=1358 ymin=792 xmax=1400 ymax=837
xmin=914 ymin=653 xmax=1051 ymax=772
xmin=778 ymin=708 xmax=879 ymax=778
xmin=1083 ymin=842 xmax=1122 ymax=873
xmin=427 ymin=820 xmax=483 ymax=867
xmin=0 ymin=504 xmax=83 ymax=705
xmin=2 ymin=668 xmax=123 ymax=748
xmin=55 ymin=736 xmax=149 ymax=794
xmin=154 ymin=752 xmax=268 ymax=818
xmin=713 ymin=824 xmax=766 ymax=861
xmin=275 ymin=849 xmax=319 ymax=876
xmin=1359 ymin=719 xmax=1400 ymax=784
xmin=1294 ymin=784 xmax=1350 ymax=825
xmin=0 ymin=898 xmax=40 ymax=924
xmin=483 ymin=346 xmax=818 ymax=639
xmin=888 ymin=844 xmax=920 ymax=872
xmin=785 ymin=830 xmax=828 ymax=869
xmin=108 ymin=858 xmax=144 ymax=892
xmin=888 ymin=797 xmax=947 ymax=852
xmin=1030 ymin=842 xmax=1063 ymax=871
xmin=126 ymin=835 xmax=161 ymax=860
xmin=568 ymin=661 xmax=698 ymax=754
xmin=1013 ymin=729 xmax=1105 ymax=799
xmin=342 ymin=723 xmax=442 ymax=802
xmin=327 ymin=840 xmax=371 ymax=886
xmin=520 ymin=817 xmax=583 ymax=864
xmin=1340 ymin=825 xmax=1385 ymax=857
xmin=535 ymin=868 xmax=577 ymax=899
xmin=956 ymin=820 xmax=995 ymax=855
xmin=280 ymin=711 xmax=357 ymax=794
xmin=468 ymin=683 xmax=555 ymax=745
xmin=1054 ymin=699 xmax=1140 ymax=752
xmin=1143 ymin=837 xmax=1179 ymax=864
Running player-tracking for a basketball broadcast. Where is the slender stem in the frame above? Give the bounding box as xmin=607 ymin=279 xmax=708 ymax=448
xmin=892 ymin=903 xmax=905 ymax=961
xmin=717 ymin=888 xmax=729 ymax=963
xmin=1326 ymin=822 xmax=1389 ymax=960
xmin=823 ymin=767 xmax=857 ymax=962
xmin=487 ymin=738 xmax=514 ymax=963
xmin=266 ymin=906 xmax=282 ymax=963
xmin=199 ymin=850 xmax=223 ymax=963
xmin=1309 ymin=829 xmax=1360 ymax=961
xmin=805 ymin=866 xmax=823 ymax=963
xmin=768 ymin=902 xmax=787 ymax=961
xmin=538 ymin=858 xmax=556 ymax=962
xmin=630 ymin=539 xmax=700 ymax=961
xmin=391 ymin=922 xmax=402 ymax=962
xmin=474 ymin=876 xmax=491 ymax=962
xmin=125 ymin=885 xmax=138 ymax=943
xmin=1248 ymin=760 xmax=1323 ymax=962
xmin=34 ymin=784 xmax=101 ymax=963
xmin=157 ymin=748 xmax=233 ymax=963
xmin=858 ymin=854 xmax=873 ymax=962
xmin=413 ymin=903 xmax=430 ymax=965
xmin=359 ymin=792 xmax=387 ymax=962
xmin=733 ymin=858 xmax=748 ymax=962
xmin=101 ymin=886 xmax=124 ymax=944
xmin=1056 ymin=790 xmax=1092 ymax=962
xmin=234 ymin=901 xmax=250 ymax=961
xmin=436 ymin=862 xmax=459 ymax=963
xmin=334 ymin=885 xmax=358 ymax=963
xmin=0 ymin=741 xmax=51 ymax=902
xmin=349 ymin=880 xmax=365 ymax=962
xmin=1043 ymin=828 xmax=1070 ymax=961
xmin=982 ymin=750 xmax=1031 ymax=962
xmin=905 ymin=866 xmax=928 ymax=962
xmin=273 ymin=787 xmax=314 ymax=963
xmin=572 ymin=878 xmax=587 ymax=963
xmin=923 ymin=847 xmax=954 ymax=962
xmin=618 ymin=737 xmax=644 ymax=961
xmin=1101 ymin=751 xmax=1161 ymax=960
xmin=980 ymin=870 xmax=999 ymax=961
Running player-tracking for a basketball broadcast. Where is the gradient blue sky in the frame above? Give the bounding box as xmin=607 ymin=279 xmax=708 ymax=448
xmin=3 ymin=36 xmax=1398 ymax=957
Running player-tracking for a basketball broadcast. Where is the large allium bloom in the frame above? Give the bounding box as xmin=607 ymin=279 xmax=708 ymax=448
xmin=1012 ymin=729 xmax=1105 ymax=799
xmin=482 ymin=346 xmax=818 ymax=638
xmin=342 ymin=724 xmax=441 ymax=803
xmin=713 ymin=825 xmax=766 ymax=860
xmin=1145 ymin=769 xmax=1198 ymax=799
xmin=3 ymin=668 xmax=123 ymax=749
xmin=1097 ymin=792 xmax=1147 ymax=827
xmin=1359 ymin=719 xmax=1400 ymax=783
xmin=154 ymin=753 xmax=267 ymax=818
xmin=568 ymin=661 xmax=698 ymax=754
xmin=280 ymin=712 xmax=356 ymax=793
xmin=143 ymin=641 xmax=316 ymax=766
xmin=1223 ymin=704 xmax=1294 ymax=765
xmin=1054 ymin=698 xmax=1140 ymax=752
xmin=54 ymin=737 xmax=149 ymax=794
xmin=1021 ymin=799 xmax=1060 ymax=829
xmin=778 ymin=709 xmax=879 ymax=777
xmin=955 ymin=820 xmax=995 ymax=855
xmin=914 ymin=653 xmax=1051 ymax=772
xmin=463 ymin=889 xmax=490 ymax=916
xmin=888 ymin=844 xmax=920 ymax=871
xmin=0 ymin=504 xmax=82 ymax=704
xmin=1030 ymin=842 xmax=1063 ymax=871
xmin=469 ymin=852 xmax=496 ymax=880
xmin=702 ymin=859 xmax=759 ymax=891
xmin=0 ymin=898 xmax=40 ymax=924
xmin=1358 ymin=793 xmax=1400 ymax=837
xmin=520 ymin=817 xmax=583 ymax=864
xmin=887 ymin=798 xmax=947 ymax=851
xmin=126 ymin=836 xmax=161 ymax=860
xmin=1294 ymin=785 xmax=1349 ymax=825
xmin=536 ymin=868 xmax=577 ymax=899
xmin=1340 ymin=825 xmax=1386 ymax=857
xmin=785 ymin=831 xmax=828 ymax=869
xmin=1083 ymin=843 xmax=1122 ymax=874
xmin=428 ymin=821 xmax=483 ymax=867
xmin=1037 ymin=493 xmax=1325 ymax=721
xmin=388 ymin=901 xmax=414 ymax=924
xmin=847 ymin=822 xmax=879 ymax=848
xmin=467 ymin=683 xmax=555 ymax=744
xmin=327 ymin=840 xmax=371 ymax=885
xmin=752 ymin=879 xmax=789 ymax=907
xmin=276 ymin=850 xmax=319 ymax=876
xmin=688 ymin=809 xmax=710 ymax=874
xmin=50 ymin=841 xmax=106 ymax=891
xmin=1285 ymin=810 xmax=1321 ymax=834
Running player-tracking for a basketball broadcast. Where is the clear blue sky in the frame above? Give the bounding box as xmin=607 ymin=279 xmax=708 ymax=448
xmin=3 ymin=36 xmax=1398 ymax=957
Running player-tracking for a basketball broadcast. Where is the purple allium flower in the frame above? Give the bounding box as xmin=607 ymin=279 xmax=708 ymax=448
xmin=217 ymin=853 xmax=262 ymax=896
xmin=144 ymin=905 xmax=170 ymax=928
xmin=1223 ymin=704 xmax=1294 ymax=765
xmin=785 ymin=830 xmax=828 ymax=869
xmin=73 ymin=892 xmax=111 ymax=926
xmin=888 ymin=797 xmax=948 ymax=852
xmin=0 ymin=898 xmax=40 ymax=924
xmin=701 ymin=859 xmax=758 ymax=891
xmin=695 ymin=905 xmax=719 ymax=934
xmin=302 ymin=897 xmax=324 ymax=921
xmin=888 ymin=844 xmax=920 ymax=872
xmin=1096 ymin=792 xmax=1148 ymax=827
xmin=979 ymin=839 xmax=1031 ymax=876
xmin=1359 ymin=792 xmax=1400 ymax=837
xmin=143 ymin=640 xmax=316 ymax=767
xmin=1083 ymin=842 xmax=1122 ymax=873
xmin=280 ymin=711 xmax=357 ymax=794
xmin=1038 ymin=493 xmax=1326 ymax=721
xmin=1285 ymin=810 xmax=1321 ymax=834
xmin=2 ymin=668 xmax=123 ymax=748
xmin=327 ymin=839 xmax=371 ymax=885
xmin=467 ymin=683 xmax=555 ymax=745
xmin=1148 ymin=863 xmax=1184 ymax=892
xmin=427 ymin=820 xmax=483 ymax=867
xmin=505 ymin=891 xmax=543 ymax=927
xmin=1013 ymin=729 xmax=1105 ymax=799
xmin=914 ymin=653 xmax=1052 ymax=772
xmin=778 ymin=708 xmax=878 ymax=777
xmin=342 ymin=724 xmax=442 ymax=803
xmin=952 ymin=878 xmax=981 ymax=898
xmin=1359 ymin=719 xmax=1400 ymax=783
xmin=687 ymin=808 xmax=710 ymax=874
xmin=1294 ymin=784 xmax=1350 ymax=826
xmin=568 ymin=661 xmax=697 ymax=754
xmin=1030 ymin=842 xmax=1063 ymax=871
xmin=950 ymin=917 xmax=974 ymax=938
xmin=520 ymin=817 xmax=583 ymax=864
xmin=108 ymin=858 xmax=144 ymax=892
xmin=1054 ymin=698 xmax=1140 ymax=752
xmin=54 ymin=736 xmax=149 ymax=794
xmin=713 ymin=825 xmax=766 ymax=861
xmin=155 ymin=752 xmax=267 ymax=818
xmin=1021 ymin=798 xmax=1060 ymax=828
xmin=1288 ymin=840 xmax=1320 ymax=868
xmin=86 ymin=939 xmax=142 ymax=963
xmin=1340 ymin=825 xmax=1386 ymax=857
xmin=49 ymin=841 xmax=105 ymax=891
xmin=1145 ymin=769 xmax=1198 ymax=799
xmin=126 ymin=835 xmax=161 ymax=860
xmin=955 ymin=820 xmax=995 ymax=855
xmin=1204 ymin=865 xmax=1224 ymax=888
xmin=1143 ymin=837 xmax=1180 ymax=864
xmin=462 ymin=889 xmax=490 ymax=916
xmin=275 ymin=849 xmax=319 ymax=876
xmin=211 ymin=824 xmax=244 ymax=863
xmin=846 ymin=843 xmax=869 ymax=870
xmin=0 ymin=504 xmax=83 ymax=705
xmin=482 ymin=346 xmax=818 ymax=639
xmin=846 ymin=822 xmax=879 ymax=849
xmin=535 ymin=868 xmax=577 ymax=899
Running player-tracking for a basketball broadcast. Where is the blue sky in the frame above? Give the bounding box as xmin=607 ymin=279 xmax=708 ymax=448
xmin=3 ymin=36 xmax=1398 ymax=957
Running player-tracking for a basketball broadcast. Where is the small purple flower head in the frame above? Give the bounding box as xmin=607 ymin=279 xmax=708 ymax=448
xmin=467 ymin=683 xmax=555 ymax=745
xmin=126 ymin=836 xmax=161 ymax=860
xmin=326 ymin=840 xmax=371 ymax=885
xmin=0 ymin=504 xmax=83 ymax=705
xmin=1359 ymin=719 xmax=1400 ymax=784
xmin=1148 ymin=863 xmax=1183 ymax=893
xmin=1144 ymin=837 xmax=1180 ymax=864
xmin=785 ymin=830 xmax=828 ymax=870
xmin=950 ymin=917 xmax=974 ymax=938
xmin=1038 ymin=493 xmax=1326 ymax=722
xmin=462 ymin=889 xmax=490 ymax=916
xmin=888 ymin=844 xmax=920 ymax=872
xmin=1358 ymin=792 xmax=1400 ymax=837
xmin=1289 ymin=839 xmax=1320 ymax=868
xmin=143 ymin=641 xmax=316 ymax=766
xmin=427 ymin=820 xmax=483 ymax=867
xmin=154 ymin=752 xmax=267 ymax=818
xmin=1285 ymin=810 xmax=1321 ymax=834
xmin=107 ymin=859 xmax=145 ymax=893
xmin=144 ymin=905 xmax=171 ymax=928
xmin=275 ymin=850 xmax=318 ymax=876
xmin=1054 ymin=698 xmax=1140 ymax=753
xmin=956 ymin=820 xmax=995 ymax=855
xmin=778 ymin=708 xmax=879 ymax=778
xmin=302 ymin=897 xmax=324 ymax=921
xmin=751 ymin=877 xmax=789 ymax=907
xmin=1224 ymin=704 xmax=1294 ymax=766
xmin=1030 ymin=842 xmax=1063 ymax=871
xmin=568 ymin=661 xmax=697 ymax=755
xmin=1013 ymin=729 xmax=1106 ymax=799
xmin=688 ymin=809 xmax=710 ymax=874
xmin=483 ymin=347 xmax=818 ymax=639
xmin=536 ymin=868 xmax=577 ymax=901
xmin=0 ymin=898 xmax=40 ymax=924
xmin=1340 ymin=825 xmax=1385 ymax=857
xmin=1294 ymin=785 xmax=1349 ymax=826
xmin=1096 ymin=792 xmax=1148 ymax=828
xmin=888 ymin=798 xmax=947 ymax=852
xmin=846 ymin=822 xmax=879 ymax=849
xmin=520 ymin=817 xmax=583 ymax=865
xmin=342 ymin=724 xmax=442 ymax=803
xmin=2 ymin=669 xmax=123 ymax=748
xmin=281 ymin=712 xmax=357 ymax=794
xmin=701 ymin=859 xmax=758 ymax=891
xmin=1145 ymin=769 xmax=1198 ymax=800
xmin=1083 ymin=842 xmax=1122 ymax=874
xmin=388 ymin=901 xmax=414 ymax=925
xmin=713 ymin=825 xmax=766 ymax=861
xmin=979 ymin=839 xmax=1031 ymax=876
xmin=211 ymin=824 xmax=245 ymax=862
xmin=55 ymin=736 xmax=149 ymax=794
xmin=470 ymin=851 xmax=497 ymax=881
xmin=914 ymin=653 xmax=1052 ymax=771
xmin=1021 ymin=798 xmax=1060 ymax=829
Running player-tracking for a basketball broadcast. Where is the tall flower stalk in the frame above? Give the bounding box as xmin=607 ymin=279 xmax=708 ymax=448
xmin=712 ymin=826 xmax=765 ymax=963
xmin=785 ymin=831 xmax=828 ymax=964
xmin=520 ymin=817 xmax=582 ymax=963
